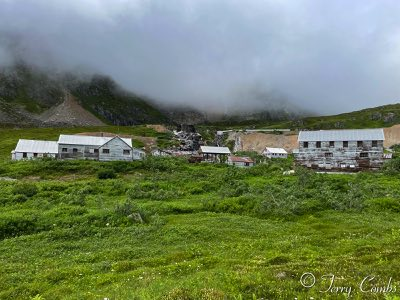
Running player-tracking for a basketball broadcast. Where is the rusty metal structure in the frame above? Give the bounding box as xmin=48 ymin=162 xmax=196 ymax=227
xmin=295 ymin=129 xmax=385 ymax=170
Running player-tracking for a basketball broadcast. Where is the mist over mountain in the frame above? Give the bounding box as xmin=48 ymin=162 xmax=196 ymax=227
xmin=0 ymin=1 xmax=399 ymax=116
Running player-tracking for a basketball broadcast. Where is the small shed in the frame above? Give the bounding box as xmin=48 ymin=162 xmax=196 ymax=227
xmin=263 ymin=147 xmax=288 ymax=159
xmin=12 ymin=139 xmax=58 ymax=160
xmin=199 ymin=146 xmax=231 ymax=162
xmin=227 ymin=156 xmax=254 ymax=167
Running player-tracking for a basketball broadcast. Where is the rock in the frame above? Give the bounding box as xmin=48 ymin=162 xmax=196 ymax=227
xmin=384 ymin=113 xmax=396 ymax=123
xmin=128 ymin=213 xmax=144 ymax=224
xmin=370 ymin=112 xmax=382 ymax=120
xmin=334 ymin=121 xmax=345 ymax=128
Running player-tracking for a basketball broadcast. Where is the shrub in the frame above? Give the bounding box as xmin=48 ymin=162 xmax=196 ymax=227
xmin=12 ymin=182 xmax=38 ymax=198
xmin=365 ymin=197 xmax=400 ymax=212
xmin=97 ymin=169 xmax=116 ymax=179
xmin=383 ymin=158 xmax=400 ymax=175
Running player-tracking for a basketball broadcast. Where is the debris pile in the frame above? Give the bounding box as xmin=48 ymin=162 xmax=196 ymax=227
xmin=173 ymin=124 xmax=204 ymax=151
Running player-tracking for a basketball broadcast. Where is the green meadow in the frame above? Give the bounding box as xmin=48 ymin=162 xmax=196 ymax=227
xmin=1 ymin=128 xmax=400 ymax=299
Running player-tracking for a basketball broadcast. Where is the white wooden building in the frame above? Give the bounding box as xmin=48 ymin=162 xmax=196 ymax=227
xmin=11 ymin=134 xmax=145 ymax=161
xmin=11 ymin=139 xmax=58 ymax=160
xmin=263 ymin=147 xmax=288 ymax=159
xmin=227 ymin=156 xmax=255 ymax=167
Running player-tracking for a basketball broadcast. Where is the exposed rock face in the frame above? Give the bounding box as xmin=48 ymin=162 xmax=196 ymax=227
xmin=384 ymin=113 xmax=396 ymax=123
xmin=370 ymin=112 xmax=382 ymax=120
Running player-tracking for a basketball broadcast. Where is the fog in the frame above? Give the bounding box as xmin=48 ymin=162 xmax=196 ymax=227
xmin=0 ymin=0 xmax=399 ymax=114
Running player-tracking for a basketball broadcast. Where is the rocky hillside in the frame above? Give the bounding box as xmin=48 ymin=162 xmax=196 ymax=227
xmin=0 ymin=62 xmax=169 ymax=127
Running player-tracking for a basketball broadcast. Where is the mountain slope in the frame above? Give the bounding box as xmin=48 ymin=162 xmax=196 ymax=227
xmin=69 ymin=75 xmax=168 ymax=125
xmin=39 ymin=91 xmax=105 ymax=126
xmin=0 ymin=63 xmax=169 ymax=126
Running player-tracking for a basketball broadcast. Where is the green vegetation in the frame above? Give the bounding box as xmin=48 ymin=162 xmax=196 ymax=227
xmin=205 ymin=103 xmax=400 ymax=131
xmin=71 ymin=75 xmax=168 ymax=125
xmin=1 ymin=134 xmax=400 ymax=299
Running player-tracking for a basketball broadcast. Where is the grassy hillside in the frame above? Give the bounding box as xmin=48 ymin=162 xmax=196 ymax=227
xmin=207 ymin=103 xmax=400 ymax=131
xmin=291 ymin=103 xmax=400 ymax=130
xmin=1 ymin=127 xmax=400 ymax=299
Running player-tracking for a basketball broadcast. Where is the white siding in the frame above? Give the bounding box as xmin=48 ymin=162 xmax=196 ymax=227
xmin=99 ymin=137 xmax=133 ymax=161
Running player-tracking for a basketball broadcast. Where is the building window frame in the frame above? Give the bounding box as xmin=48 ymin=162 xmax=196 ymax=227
xmin=62 ymin=148 xmax=68 ymax=152
xmin=316 ymin=141 xmax=321 ymax=148
xmin=329 ymin=141 xmax=334 ymax=147
xmin=360 ymin=152 xmax=369 ymax=158
xmin=102 ymin=149 xmax=110 ymax=154
xmin=372 ymin=140 xmax=378 ymax=147
xmin=73 ymin=148 xmax=78 ymax=153
xmin=357 ymin=141 xmax=363 ymax=148
xmin=303 ymin=142 xmax=309 ymax=148
xmin=343 ymin=141 xmax=348 ymax=148
xmin=123 ymin=149 xmax=130 ymax=155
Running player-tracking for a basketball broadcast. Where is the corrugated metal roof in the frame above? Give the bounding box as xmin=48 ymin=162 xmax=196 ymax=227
xmin=14 ymin=139 xmax=58 ymax=153
xmin=264 ymin=147 xmax=287 ymax=154
xmin=58 ymin=135 xmax=132 ymax=147
xmin=200 ymin=146 xmax=231 ymax=154
xmin=229 ymin=156 xmax=254 ymax=163
xmin=298 ymin=129 xmax=385 ymax=142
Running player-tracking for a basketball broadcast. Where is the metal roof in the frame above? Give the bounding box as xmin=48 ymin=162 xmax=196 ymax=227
xmin=58 ymin=135 xmax=132 ymax=147
xmin=200 ymin=146 xmax=231 ymax=154
xmin=264 ymin=147 xmax=287 ymax=154
xmin=14 ymin=139 xmax=58 ymax=154
xmin=228 ymin=156 xmax=254 ymax=163
xmin=298 ymin=129 xmax=385 ymax=142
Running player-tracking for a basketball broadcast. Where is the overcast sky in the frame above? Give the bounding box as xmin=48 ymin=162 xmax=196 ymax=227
xmin=0 ymin=0 xmax=399 ymax=114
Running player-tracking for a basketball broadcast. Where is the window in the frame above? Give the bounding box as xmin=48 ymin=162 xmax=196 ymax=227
xmin=123 ymin=149 xmax=130 ymax=155
xmin=360 ymin=152 xmax=368 ymax=158
xmin=357 ymin=141 xmax=363 ymax=148
xmin=102 ymin=149 xmax=110 ymax=154
xmin=23 ymin=152 xmax=27 ymax=158
xmin=325 ymin=152 xmax=333 ymax=158
xmin=245 ymin=162 xmax=249 ymax=166
xmin=94 ymin=149 xmax=99 ymax=153
xmin=372 ymin=140 xmax=378 ymax=147
xmin=73 ymin=148 xmax=78 ymax=153
xmin=62 ymin=148 xmax=68 ymax=152
xmin=343 ymin=141 xmax=348 ymax=148
xmin=329 ymin=141 xmax=334 ymax=147
xmin=33 ymin=153 xmax=38 ymax=157
xmin=303 ymin=142 xmax=309 ymax=148
xmin=316 ymin=141 xmax=321 ymax=148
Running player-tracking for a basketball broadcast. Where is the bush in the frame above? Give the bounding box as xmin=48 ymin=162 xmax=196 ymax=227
xmin=97 ymin=169 xmax=116 ymax=179
xmin=12 ymin=182 xmax=38 ymax=198
xmin=366 ymin=197 xmax=400 ymax=212
xmin=383 ymin=158 xmax=400 ymax=175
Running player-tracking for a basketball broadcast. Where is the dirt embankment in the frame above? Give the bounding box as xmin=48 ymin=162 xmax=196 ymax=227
xmin=384 ymin=125 xmax=400 ymax=148
xmin=228 ymin=131 xmax=298 ymax=153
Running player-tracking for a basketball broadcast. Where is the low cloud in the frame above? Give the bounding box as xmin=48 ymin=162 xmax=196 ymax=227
xmin=0 ymin=0 xmax=399 ymax=114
